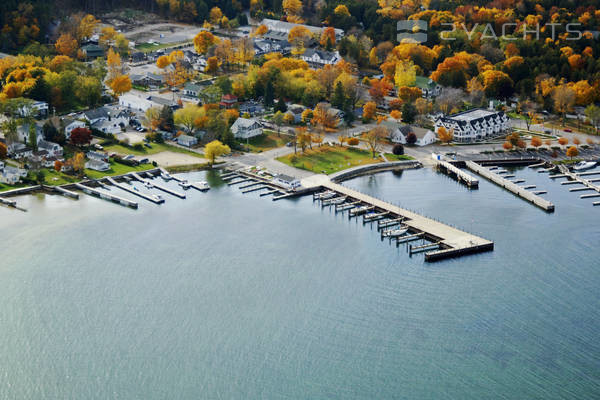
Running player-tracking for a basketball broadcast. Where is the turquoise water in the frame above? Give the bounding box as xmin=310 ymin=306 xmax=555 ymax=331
xmin=1 ymin=167 xmax=599 ymax=399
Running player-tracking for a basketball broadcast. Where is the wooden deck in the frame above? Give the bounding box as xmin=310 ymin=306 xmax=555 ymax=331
xmin=322 ymin=181 xmax=493 ymax=261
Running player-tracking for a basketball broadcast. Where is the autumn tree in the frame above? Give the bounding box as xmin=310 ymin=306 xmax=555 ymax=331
xmin=566 ymin=146 xmax=579 ymax=159
xmin=54 ymin=160 xmax=63 ymax=172
xmin=288 ymin=26 xmax=311 ymax=55
xmin=363 ymin=101 xmax=376 ymax=121
xmin=205 ymin=140 xmax=231 ymax=166
xmin=70 ymin=127 xmax=92 ymax=147
xmin=0 ymin=142 xmax=7 ymax=159
xmin=437 ymin=127 xmax=454 ymax=144
xmin=174 ymin=104 xmax=204 ymax=133
xmin=365 ymin=125 xmax=388 ymax=158
xmin=272 ymin=111 xmax=285 ymax=135
xmin=77 ymin=14 xmax=100 ymax=42
xmin=252 ymin=24 xmax=268 ymax=37
xmin=145 ymin=107 xmax=162 ymax=132
xmin=73 ymin=152 xmax=85 ymax=175
xmin=312 ymin=103 xmax=339 ymax=131
xmin=320 ymin=27 xmax=336 ymax=50
xmin=530 ymin=136 xmax=542 ymax=148
xmin=206 ymin=56 xmax=219 ymax=74
xmin=209 ymin=7 xmax=223 ymax=25
xmin=368 ymin=78 xmax=393 ymax=105
xmin=553 ymin=85 xmax=576 ymax=126
xmin=558 ymin=137 xmax=569 ymax=146
xmin=194 ymin=31 xmax=219 ymax=54
xmin=503 ymin=141 xmax=513 ymax=150
xmin=283 ymin=0 xmax=303 ymax=18
xmin=55 ymin=33 xmax=78 ymax=57
xmin=109 ymin=74 xmax=132 ymax=98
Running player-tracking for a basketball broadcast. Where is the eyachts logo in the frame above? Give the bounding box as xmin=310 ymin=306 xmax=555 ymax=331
xmin=397 ymin=20 xmax=428 ymax=44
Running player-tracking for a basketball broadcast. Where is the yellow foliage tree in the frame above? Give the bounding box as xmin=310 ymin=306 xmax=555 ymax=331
xmin=55 ymin=33 xmax=78 ymax=57
xmin=205 ymin=140 xmax=231 ymax=165
xmin=394 ymin=60 xmax=416 ymax=87
xmin=109 ymin=75 xmax=132 ymax=98
xmin=283 ymin=0 xmax=303 ymax=17
xmin=334 ymin=5 xmax=350 ymax=16
xmin=437 ymin=126 xmax=454 ymax=143
xmin=566 ymin=146 xmax=579 ymax=159
xmin=209 ymin=7 xmax=223 ymax=24
xmin=194 ymin=31 xmax=219 ymax=54
xmin=363 ymin=101 xmax=376 ymax=121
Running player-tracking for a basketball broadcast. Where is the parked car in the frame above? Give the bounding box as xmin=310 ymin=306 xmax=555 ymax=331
xmin=124 ymin=155 xmax=135 ymax=160
xmin=564 ymin=128 xmax=572 ymax=132
xmin=145 ymin=143 xmax=152 ymax=148
xmin=94 ymin=144 xmax=103 ymax=150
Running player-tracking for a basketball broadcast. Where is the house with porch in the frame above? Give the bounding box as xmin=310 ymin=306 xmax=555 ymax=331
xmin=434 ymin=108 xmax=509 ymax=143
xmin=230 ymin=118 xmax=263 ymax=139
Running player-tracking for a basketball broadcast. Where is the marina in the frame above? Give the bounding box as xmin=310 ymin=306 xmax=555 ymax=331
xmin=434 ymin=159 xmax=479 ymax=188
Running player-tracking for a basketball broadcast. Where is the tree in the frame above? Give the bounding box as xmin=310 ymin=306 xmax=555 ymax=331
xmin=174 ymin=104 xmax=204 ymax=133
xmin=405 ymin=132 xmax=417 ymax=145
xmin=274 ymin=98 xmax=287 ymax=113
xmin=301 ymin=109 xmax=313 ymax=123
xmin=364 ymin=126 xmax=387 ymax=157
xmin=392 ymin=144 xmax=404 ymax=155
xmin=70 ymin=127 xmax=92 ymax=147
xmin=28 ymin=124 xmax=37 ymax=151
xmin=73 ymin=152 xmax=86 ymax=175
xmin=363 ymin=101 xmax=376 ymax=121
xmin=312 ymin=103 xmax=339 ymax=131
xmin=401 ymin=103 xmax=416 ymax=124
xmin=585 ymin=104 xmax=600 ymax=133
xmin=55 ymin=33 xmax=78 ymax=57
xmin=390 ymin=110 xmax=402 ymax=120
xmin=437 ymin=127 xmax=454 ymax=144
xmin=368 ymin=78 xmax=393 ymax=105
xmin=531 ymin=136 xmax=542 ymax=148
xmin=394 ymin=60 xmax=416 ymax=88
xmin=0 ymin=142 xmax=6 ymax=159
xmin=54 ymin=160 xmax=63 ymax=172
xmin=109 ymin=75 xmax=132 ymax=98
xmin=205 ymin=140 xmax=230 ymax=165
xmin=206 ymin=56 xmax=219 ymax=74
xmin=558 ymin=137 xmax=569 ymax=146
xmin=332 ymin=81 xmax=346 ymax=110
xmin=272 ymin=111 xmax=285 ymax=135
xmin=283 ymin=0 xmax=303 ymax=17
xmin=77 ymin=14 xmax=99 ymax=42
xmin=145 ymin=107 xmax=162 ymax=132
xmin=320 ymin=27 xmax=336 ymax=50
xmin=573 ymin=138 xmax=581 ymax=146
xmin=553 ymin=85 xmax=576 ymax=126
xmin=209 ymin=7 xmax=223 ymax=24
xmin=566 ymin=146 xmax=579 ymax=159
xmin=194 ymin=31 xmax=219 ymax=54
xmin=283 ymin=113 xmax=295 ymax=125
xmin=502 ymin=141 xmax=513 ymax=150
xmin=160 ymin=105 xmax=174 ymax=131
xmin=288 ymin=26 xmax=311 ymax=55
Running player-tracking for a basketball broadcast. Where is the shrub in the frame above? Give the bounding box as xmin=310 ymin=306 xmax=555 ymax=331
xmin=392 ymin=144 xmax=404 ymax=155
xmin=347 ymin=137 xmax=359 ymax=146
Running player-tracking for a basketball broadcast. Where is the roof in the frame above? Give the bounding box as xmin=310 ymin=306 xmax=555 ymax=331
xmin=178 ymin=134 xmax=197 ymax=141
xmin=38 ymin=140 xmax=61 ymax=149
xmin=184 ymin=82 xmax=202 ymax=92
xmin=84 ymin=107 xmax=110 ymax=121
xmin=260 ymin=18 xmax=343 ymax=37
xmin=221 ymin=94 xmax=237 ymax=101
xmin=231 ymin=117 xmax=261 ymax=130
xmin=274 ymin=174 xmax=297 ymax=182
xmin=303 ymin=49 xmax=340 ymax=62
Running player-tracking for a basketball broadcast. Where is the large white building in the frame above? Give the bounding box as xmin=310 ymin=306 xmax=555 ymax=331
xmin=434 ymin=109 xmax=509 ymax=143
xmin=260 ymin=19 xmax=344 ymax=41
xmin=230 ymin=118 xmax=262 ymax=139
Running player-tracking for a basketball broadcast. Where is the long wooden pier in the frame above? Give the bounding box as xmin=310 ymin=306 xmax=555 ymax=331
xmin=106 ymin=177 xmax=165 ymax=204
xmin=320 ymin=181 xmax=493 ymax=261
xmin=75 ymin=183 xmax=138 ymax=209
xmin=465 ymin=161 xmax=555 ymax=212
xmin=435 ymin=159 xmax=479 ymax=188
xmin=131 ymin=173 xmax=186 ymax=199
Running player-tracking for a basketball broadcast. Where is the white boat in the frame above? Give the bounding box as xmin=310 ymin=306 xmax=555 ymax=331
xmin=178 ymin=180 xmax=192 ymax=189
xmin=383 ymin=227 xmax=409 ymax=237
xmin=161 ymin=172 xmax=172 ymax=181
xmin=573 ymin=161 xmax=597 ymax=171
xmin=153 ymin=194 xmax=163 ymax=202
xmin=144 ymin=181 xmax=153 ymax=189
xmin=195 ymin=181 xmax=210 ymax=191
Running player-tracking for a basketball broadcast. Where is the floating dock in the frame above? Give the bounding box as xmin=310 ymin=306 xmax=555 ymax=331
xmin=106 ymin=177 xmax=165 ymax=204
xmin=558 ymin=165 xmax=600 ymax=194
xmin=131 ymin=173 xmax=186 ymax=199
xmin=465 ymin=160 xmax=555 ymax=212
xmin=75 ymin=183 xmax=138 ymax=209
xmin=318 ymin=181 xmax=494 ymax=261
xmin=435 ymin=160 xmax=479 ymax=188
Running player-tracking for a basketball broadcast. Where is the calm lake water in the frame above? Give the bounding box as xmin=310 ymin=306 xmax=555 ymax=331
xmin=1 ymin=166 xmax=599 ymax=399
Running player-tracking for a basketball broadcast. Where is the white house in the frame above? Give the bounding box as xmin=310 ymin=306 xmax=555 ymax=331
xmin=230 ymin=118 xmax=263 ymax=139
xmin=92 ymin=117 xmax=128 ymax=135
xmin=273 ymin=174 xmax=301 ymax=190
xmin=177 ymin=135 xmax=198 ymax=147
xmin=85 ymin=159 xmax=110 ymax=171
xmin=0 ymin=166 xmax=27 ymax=184
xmin=37 ymin=139 xmax=63 ymax=157
xmin=83 ymin=107 xmax=111 ymax=125
xmin=389 ymin=125 xmax=436 ymax=146
xmin=183 ymin=82 xmax=202 ymax=98
xmin=260 ymin=18 xmax=344 ymax=40
xmin=119 ymin=93 xmax=154 ymax=112
xmin=434 ymin=109 xmax=509 ymax=143
xmin=87 ymin=151 xmax=109 ymax=162
xmin=300 ymin=49 xmax=342 ymax=67
xmin=64 ymin=119 xmax=87 ymax=138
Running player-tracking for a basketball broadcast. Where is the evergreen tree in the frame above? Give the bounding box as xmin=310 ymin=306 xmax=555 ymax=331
xmin=264 ymin=80 xmax=275 ymax=108
xmin=401 ymin=103 xmax=417 ymax=124
xmin=159 ymin=105 xmax=174 ymax=131
xmin=274 ymin=97 xmax=287 ymax=113
xmin=332 ymin=81 xmax=346 ymax=110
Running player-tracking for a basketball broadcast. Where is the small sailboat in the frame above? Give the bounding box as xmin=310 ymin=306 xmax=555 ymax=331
xmin=573 ymin=161 xmax=597 ymax=171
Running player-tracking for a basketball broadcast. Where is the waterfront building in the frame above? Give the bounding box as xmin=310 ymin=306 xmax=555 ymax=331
xmin=434 ymin=109 xmax=509 ymax=143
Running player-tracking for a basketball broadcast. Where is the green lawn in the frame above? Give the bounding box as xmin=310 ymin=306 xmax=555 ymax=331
xmin=240 ymin=131 xmax=293 ymax=152
xmin=103 ymin=143 xmax=204 ymax=157
xmin=277 ymin=145 xmax=382 ymax=175
xmin=135 ymin=41 xmax=192 ymax=53
xmin=84 ymin=161 xmax=155 ymax=180
xmin=384 ymin=153 xmax=415 ymax=161
xmin=42 ymin=170 xmax=80 ymax=186
xmin=0 ymin=182 xmax=29 ymax=192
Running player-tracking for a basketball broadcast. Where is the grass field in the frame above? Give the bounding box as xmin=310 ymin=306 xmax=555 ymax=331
xmin=103 ymin=143 xmax=204 ymax=157
xmin=135 ymin=41 xmax=192 ymax=53
xmin=384 ymin=153 xmax=415 ymax=161
xmin=276 ymin=145 xmax=381 ymax=174
xmin=84 ymin=161 xmax=155 ymax=180
xmin=0 ymin=182 xmax=28 ymax=192
xmin=240 ymin=131 xmax=293 ymax=153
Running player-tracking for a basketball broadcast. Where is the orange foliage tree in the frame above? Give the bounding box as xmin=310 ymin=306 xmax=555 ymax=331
xmin=55 ymin=33 xmax=78 ymax=57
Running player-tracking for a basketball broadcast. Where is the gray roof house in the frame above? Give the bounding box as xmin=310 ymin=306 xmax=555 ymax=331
xmin=230 ymin=118 xmax=263 ymax=139
xmin=177 ymin=134 xmax=198 ymax=147
xmin=183 ymin=82 xmax=202 ymax=98
xmin=300 ymin=49 xmax=342 ymax=67
xmin=434 ymin=109 xmax=509 ymax=143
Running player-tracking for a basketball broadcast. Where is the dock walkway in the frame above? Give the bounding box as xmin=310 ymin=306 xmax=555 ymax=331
xmin=465 ymin=161 xmax=555 ymax=212
xmin=321 ymin=181 xmax=493 ymax=261
xmin=435 ymin=159 xmax=479 ymax=188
